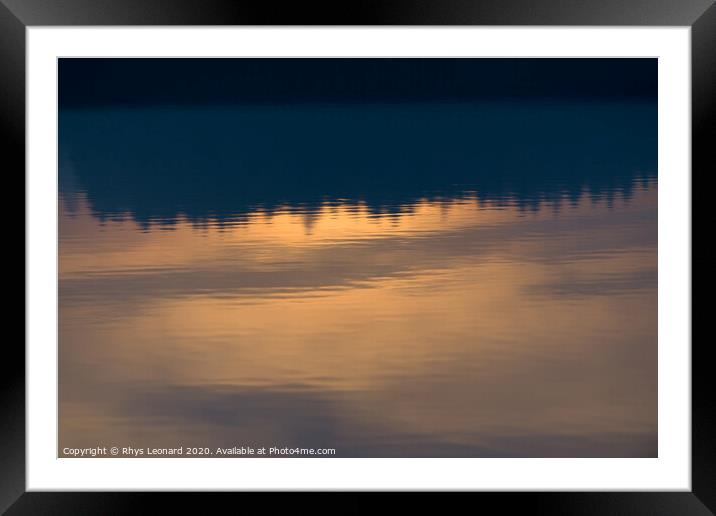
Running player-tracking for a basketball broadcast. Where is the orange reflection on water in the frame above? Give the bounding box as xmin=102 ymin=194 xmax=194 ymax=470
xmin=59 ymin=183 xmax=657 ymax=457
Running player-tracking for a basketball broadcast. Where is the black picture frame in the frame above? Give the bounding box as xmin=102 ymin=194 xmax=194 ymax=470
xmin=4 ymin=1 xmax=709 ymax=513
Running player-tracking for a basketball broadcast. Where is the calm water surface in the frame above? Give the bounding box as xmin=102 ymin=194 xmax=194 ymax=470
xmin=59 ymin=100 xmax=657 ymax=457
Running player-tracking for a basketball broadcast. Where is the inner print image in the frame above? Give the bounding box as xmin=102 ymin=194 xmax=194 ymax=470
xmin=59 ymin=58 xmax=657 ymax=458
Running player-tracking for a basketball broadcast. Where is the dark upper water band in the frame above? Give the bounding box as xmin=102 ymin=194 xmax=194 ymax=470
xmin=58 ymin=58 xmax=657 ymax=108
xmin=59 ymin=101 xmax=656 ymax=224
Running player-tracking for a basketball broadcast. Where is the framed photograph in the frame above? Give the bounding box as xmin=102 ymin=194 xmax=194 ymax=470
xmin=6 ymin=0 xmax=708 ymax=513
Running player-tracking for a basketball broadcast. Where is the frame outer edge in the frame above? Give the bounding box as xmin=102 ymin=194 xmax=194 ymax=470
xmin=0 ymin=0 xmax=713 ymax=25
xmin=4 ymin=0 xmax=712 ymax=513
xmin=692 ymin=2 xmax=716 ymax=514
xmin=0 ymin=0 xmax=27 ymax=515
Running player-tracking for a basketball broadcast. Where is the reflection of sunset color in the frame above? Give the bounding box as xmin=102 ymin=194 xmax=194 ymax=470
xmin=60 ymin=183 xmax=657 ymax=457
xmin=60 ymin=199 xmax=521 ymax=274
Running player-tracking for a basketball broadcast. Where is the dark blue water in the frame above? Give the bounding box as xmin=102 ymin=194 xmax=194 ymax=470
xmin=59 ymin=59 xmax=657 ymax=458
